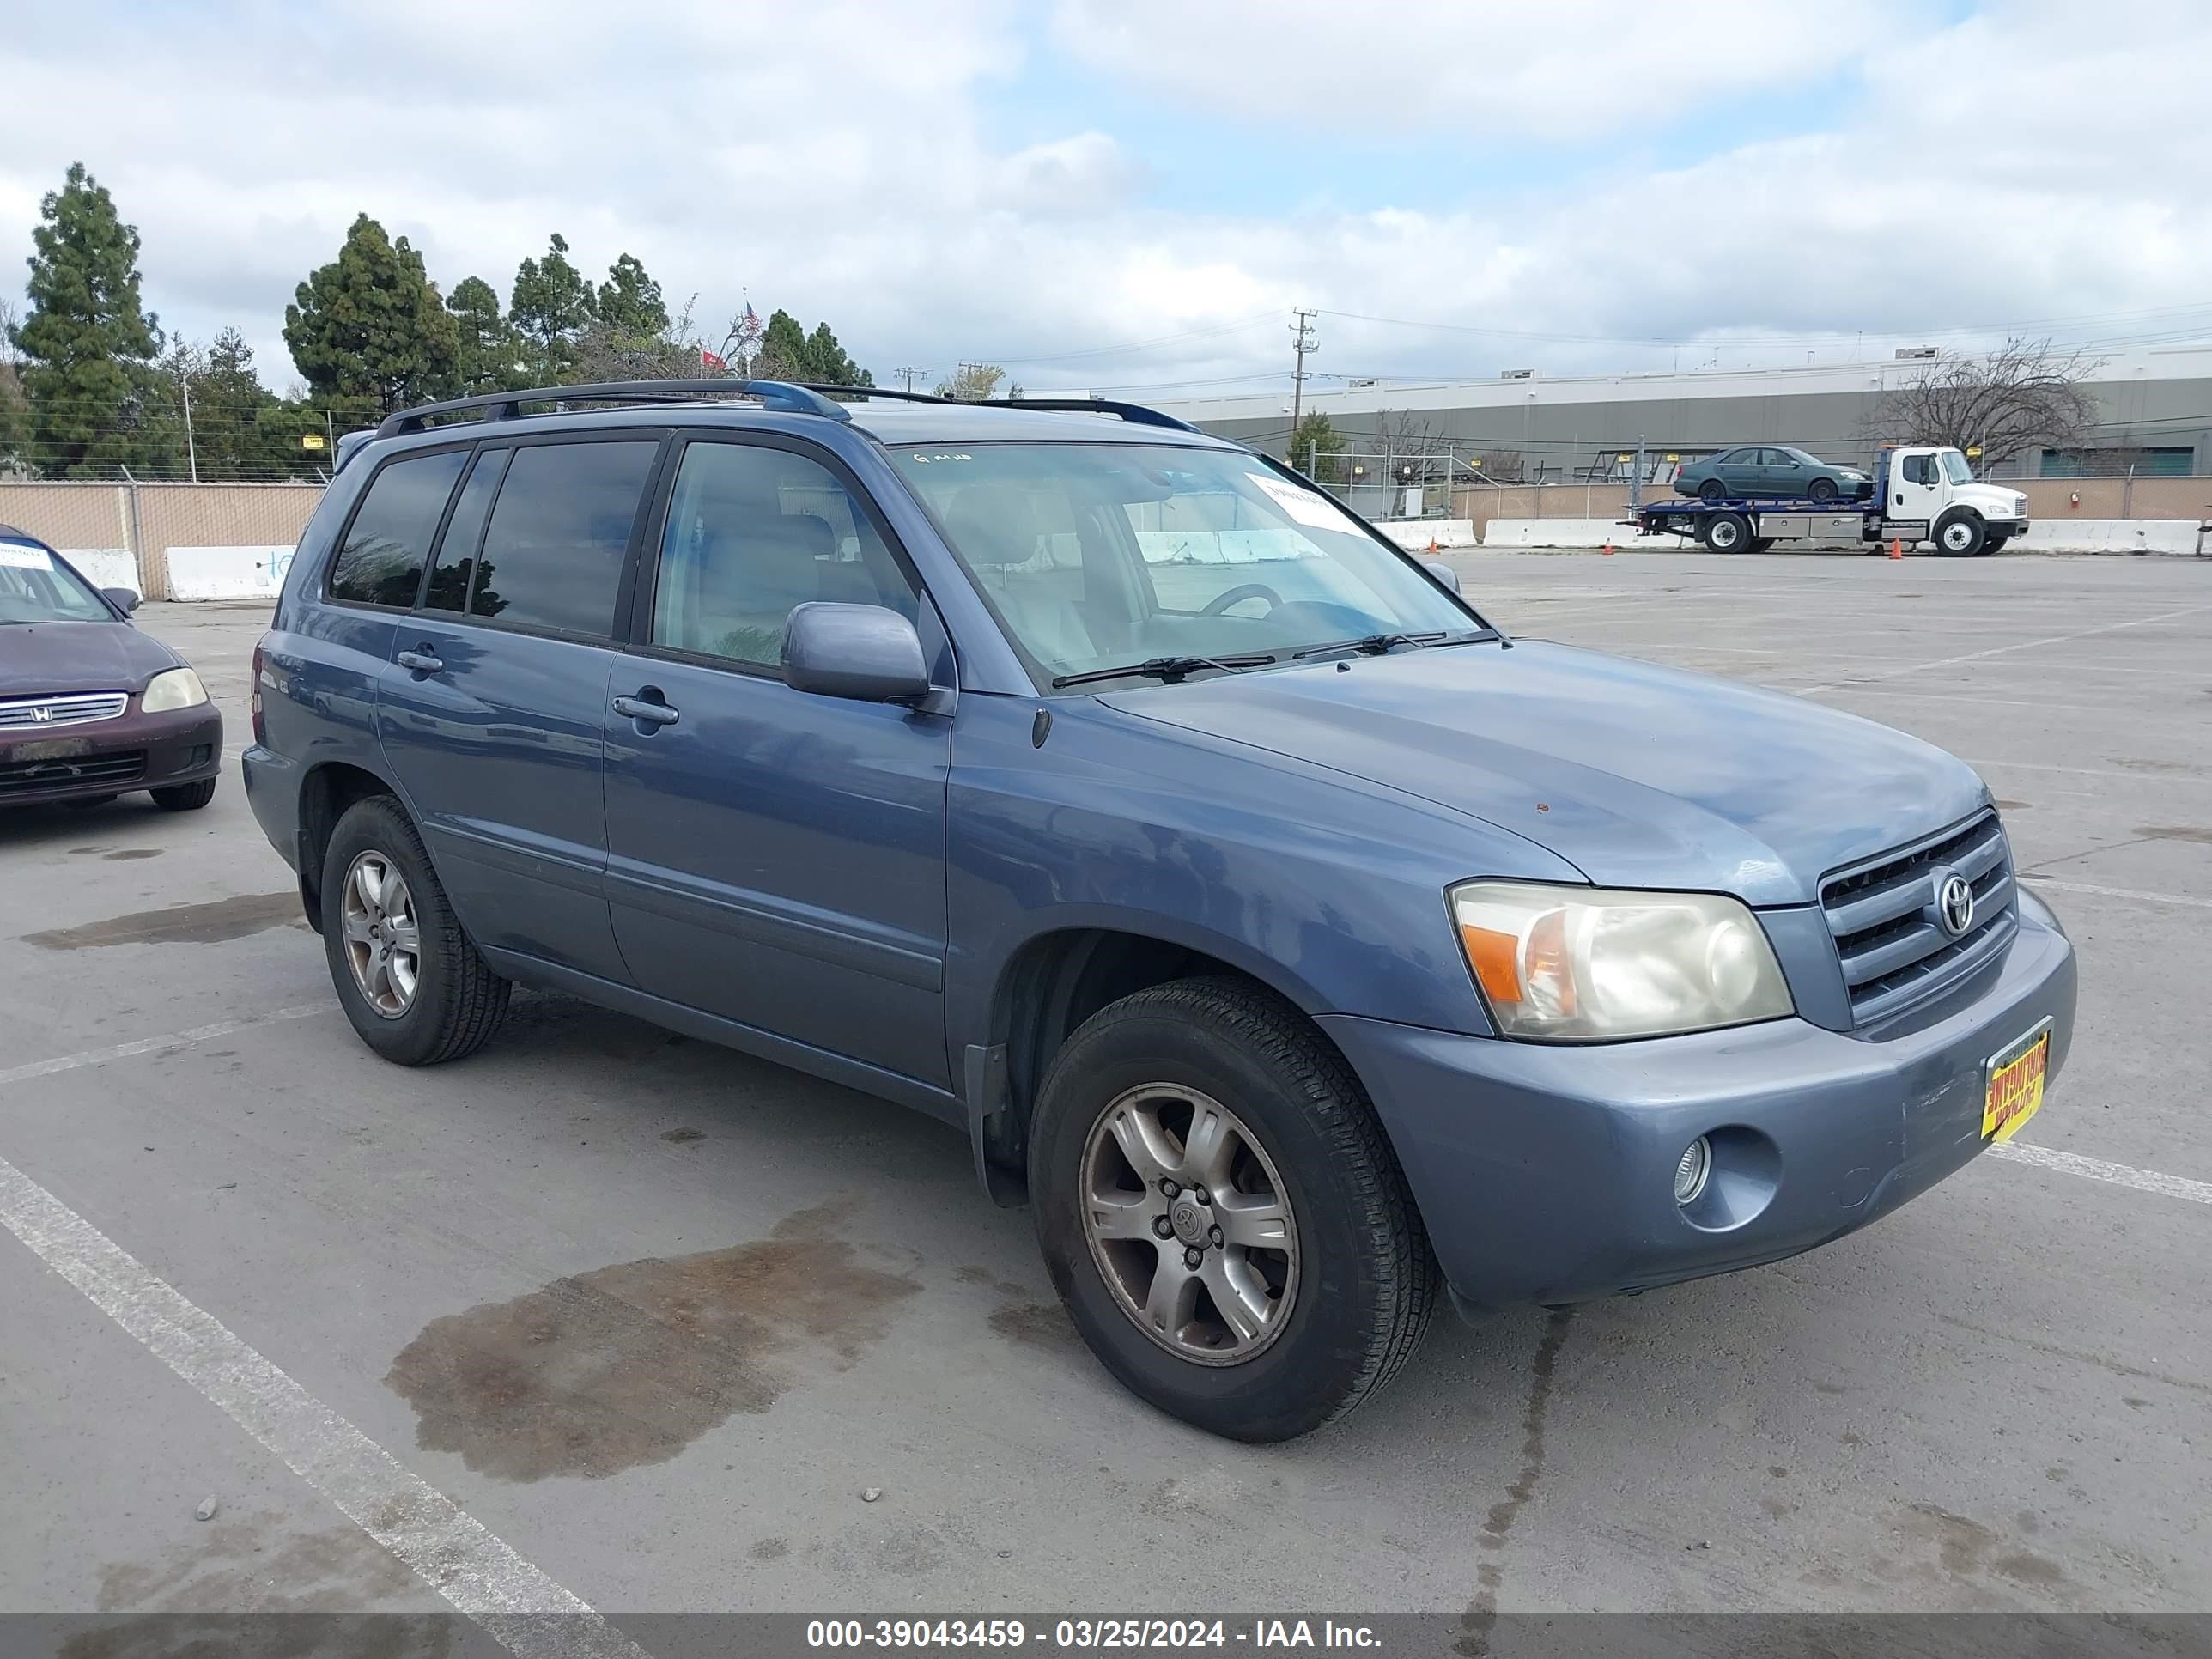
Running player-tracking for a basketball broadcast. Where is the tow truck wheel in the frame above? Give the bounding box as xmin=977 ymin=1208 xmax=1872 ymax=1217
xmin=1703 ymin=512 xmax=1752 ymax=553
xmin=1983 ymin=534 xmax=2009 ymax=556
xmin=1934 ymin=510 xmax=1987 ymax=558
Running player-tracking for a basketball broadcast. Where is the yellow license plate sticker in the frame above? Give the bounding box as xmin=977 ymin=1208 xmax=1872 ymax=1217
xmin=1984 ymin=1026 xmax=2051 ymax=1142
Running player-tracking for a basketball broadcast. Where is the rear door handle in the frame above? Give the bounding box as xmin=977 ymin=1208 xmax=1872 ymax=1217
xmin=396 ymin=648 xmax=443 ymax=675
xmin=613 ymin=691 xmax=680 ymax=728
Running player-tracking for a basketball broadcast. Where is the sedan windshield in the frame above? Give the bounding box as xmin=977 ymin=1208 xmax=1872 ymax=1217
xmin=890 ymin=442 xmax=1483 ymax=687
xmin=0 ymin=542 xmax=112 ymax=624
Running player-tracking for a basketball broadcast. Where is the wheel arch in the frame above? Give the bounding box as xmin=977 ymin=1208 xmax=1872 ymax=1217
xmin=295 ymin=758 xmax=408 ymax=934
xmin=964 ymin=921 xmax=1352 ymax=1201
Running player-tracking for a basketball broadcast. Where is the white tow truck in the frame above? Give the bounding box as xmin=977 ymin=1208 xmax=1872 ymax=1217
xmin=1629 ymin=445 xmax=2032 ymax=556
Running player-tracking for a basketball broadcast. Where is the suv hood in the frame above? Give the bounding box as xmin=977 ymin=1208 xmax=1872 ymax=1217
xmin=0 ymin=620 xmax=179 ymax=698
xmin=1098 ymin=640 xmax=1989 ymax=907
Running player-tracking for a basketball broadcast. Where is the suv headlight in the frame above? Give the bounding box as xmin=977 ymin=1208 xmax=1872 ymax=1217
xmin=141 ymin=667 xmax=209 ymax=713
xmin=1449 ymin=880 xmax=1793 ymax=1042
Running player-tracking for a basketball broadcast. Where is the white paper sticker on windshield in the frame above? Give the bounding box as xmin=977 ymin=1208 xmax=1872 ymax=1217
xmin=0 ymin=544 xmax=54 ymax=571
xmin=1245 ymin=471 xmax=1344 ymax=530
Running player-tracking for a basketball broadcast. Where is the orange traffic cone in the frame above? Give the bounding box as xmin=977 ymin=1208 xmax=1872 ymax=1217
xmin=1426 ymin=536 xmax=1440 ymax=553
xmin=1601 ymin=540 xmax=1615 ymax=556
xmin=1887 ymin=538 xmax=1903 ymax=560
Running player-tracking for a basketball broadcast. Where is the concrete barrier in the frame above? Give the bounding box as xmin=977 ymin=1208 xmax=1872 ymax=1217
xmin=1371 ymin=518 xmax=1478 ymax=550
xmin=58 ymin=548 xmax=140 ymax=592
xmin=2017 ymin=519 xmax=2204 ymax=555
xmin=166 ymin=545 xmax=296 ymax=601
xmin=1482 ymin=518 xmax=1653 ymax=549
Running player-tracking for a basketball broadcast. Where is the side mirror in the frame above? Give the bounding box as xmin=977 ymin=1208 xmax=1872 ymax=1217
xmin=103 ymin=586 xmax=142 ymax=616
xmin=782 ymin=602 xmax=931 ymax=704
xmin=1419 ymin=558 xmax=1461 ymax=594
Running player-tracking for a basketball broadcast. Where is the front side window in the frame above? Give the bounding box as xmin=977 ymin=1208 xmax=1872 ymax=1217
xmin=1900 ymin=453 xmax=1936 ymax=485
xmin=467 ymin=441 xmax=659 ymax=636
xmin=890 ymin=442 xmax=1478 ymax=686
xmin=421 ymin=447 xmax=511 ymax=613
xmin=328 ymin=447 xmax=468 ymax=607
xmin=0 ymin=541 xmax=111 ymax=623
xmin=653 ymin=441 xmax=917 ymax=667
xmin=1940 ymin=450 xmax=1974 ymax=484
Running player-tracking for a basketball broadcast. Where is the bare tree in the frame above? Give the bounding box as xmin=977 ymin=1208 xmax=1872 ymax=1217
xmin=1867 ymin=336 xmax=2100 ymax=471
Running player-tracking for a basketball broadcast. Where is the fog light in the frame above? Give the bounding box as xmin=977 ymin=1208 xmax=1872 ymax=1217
xmin=1674 ymin=1136 xmax=1712 ymax=1206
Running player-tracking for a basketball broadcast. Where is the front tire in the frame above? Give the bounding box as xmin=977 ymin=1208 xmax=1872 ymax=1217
xmin=320 ymin=795 xmax=510 ymax=1066
xmin=1934 ymin=510 xmax=1987 ymax=557
xmin=1030 ymin=977 xmax=1434 ymax=1442
xmin=1808 ymin=477 xmax=1838 ymax=505
xmin=1703 ymin=512 xmax=1753 ymax=553
xmin=150 ymin=778 xmax=217 ymax=811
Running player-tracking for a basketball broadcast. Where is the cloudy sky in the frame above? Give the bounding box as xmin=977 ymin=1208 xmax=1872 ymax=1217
xmin=3 ymin=0 xmax=2208 ymax=406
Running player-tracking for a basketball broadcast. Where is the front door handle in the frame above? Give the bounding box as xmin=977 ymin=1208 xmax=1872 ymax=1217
xmin=396 ymin=647 xmax=443 ymax=676
xmin=613 ymin=690 xmax=680 ymax=728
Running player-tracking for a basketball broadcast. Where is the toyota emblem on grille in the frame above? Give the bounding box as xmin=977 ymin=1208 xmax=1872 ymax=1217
xmin=1936 ymin=872 xmax=1975 ymax=938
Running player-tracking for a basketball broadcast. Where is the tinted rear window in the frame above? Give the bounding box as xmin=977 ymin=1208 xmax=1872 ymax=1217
xmin=467 ymin=441 xmax=659 ymax=635
xmin=328 ymin=448 xmax=469 ymax=607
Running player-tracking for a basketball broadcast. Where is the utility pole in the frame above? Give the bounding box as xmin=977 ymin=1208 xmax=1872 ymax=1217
xmin=1289 ymin=308 xmax=1318 ymax=432
xmin=893 ymin=366 xmax=927 ymax=393
xmin=179 ymin=367 xmax=198 ymax=484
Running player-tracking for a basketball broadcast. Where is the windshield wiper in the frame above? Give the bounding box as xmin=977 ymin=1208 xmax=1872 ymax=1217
xmin=1051 ymin=652 xmax=1277 ymax=689
xmin=1289 ymin=629 xmax=1509 ymax=660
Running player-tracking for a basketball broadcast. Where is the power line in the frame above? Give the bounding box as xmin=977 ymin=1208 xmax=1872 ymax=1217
xmin=1289 ymin=308 xmax=1317 ymax=433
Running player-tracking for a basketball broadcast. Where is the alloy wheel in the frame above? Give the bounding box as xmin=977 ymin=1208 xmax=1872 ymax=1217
xmin=1079 ymin=1083 xmax=1299 ymax=1366
xmin=340 ymin=849 xmax=422 ymax=1018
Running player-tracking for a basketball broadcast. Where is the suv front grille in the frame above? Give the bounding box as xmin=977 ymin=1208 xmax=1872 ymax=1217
xmin=0 ymin=691 xmax=129 ymax=730
xmin=1820 ymin=809 xmax=2016 ymax=1027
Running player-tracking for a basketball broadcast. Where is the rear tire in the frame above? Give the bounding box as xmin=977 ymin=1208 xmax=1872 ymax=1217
xmin=1030 ymin=977 xmax=1435 ymax=1442
xmin=1983 ymin=533 xmax=2009 ymax=556
xmin=150 ymin=778 xmax=218 ymax=811
xmin=1703 ymin=512 xmax=1753 ymax=553
xmin=1808 ymin=477 xmax=1838 ymax=505
xmin=1934 ymin=511 xmax=1987 ymax=557
xmin=1698 ymin=477 xmax=1726 ymax=504
xmin=1751 ymin=537 xmax=1778 ymax=553
xmin=320 ymin=795 xmax=509 ymax=1066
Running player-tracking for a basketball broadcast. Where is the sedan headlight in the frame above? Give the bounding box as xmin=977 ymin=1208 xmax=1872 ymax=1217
xmin=141 ymin=667 xmax=210 ymax=713
xmin=1449 ymin=880 xmax=1793 ymax=1042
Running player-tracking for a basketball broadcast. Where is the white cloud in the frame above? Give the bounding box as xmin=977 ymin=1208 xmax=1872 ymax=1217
xmin=1 ymin=0 xmax=2206 ymax=407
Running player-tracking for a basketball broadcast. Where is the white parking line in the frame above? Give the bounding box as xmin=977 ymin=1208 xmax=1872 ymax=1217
xmin=0 ymin=1002 xmax=334 ymax=1089
xmin=1795 ymin=601 xmax=2212 ymax=695
xmin=0 ymin=1152 xmax=653 ymax=1659
xmin=1990 ymin=1142 xmax=2212 ymax=1206
xmin=2021 ymin=877 xmax=2212 ymax=911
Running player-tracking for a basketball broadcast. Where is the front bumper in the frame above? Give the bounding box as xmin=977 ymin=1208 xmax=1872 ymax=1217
xmin=0 ymin=704 xmax=222 ymax=806
xmin=1989 ymin=518 xmax=2031 ymax=538
xmin=1320 ymin=890 xmax=2075 ymax=1315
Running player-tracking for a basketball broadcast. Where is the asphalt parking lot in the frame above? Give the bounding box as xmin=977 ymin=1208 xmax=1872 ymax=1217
xmin=3 ymin=550 xmax=2208 ymax=1643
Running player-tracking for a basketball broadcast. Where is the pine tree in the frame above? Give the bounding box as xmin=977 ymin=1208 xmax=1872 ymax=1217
xmin=283 ymin=214 xmax=461 ymax=421
xmin=799 ymin=321 xmax=870 ymax=387
xmin=447 ymin=276 xmax=519 ymax=392
xmin=594 ymin=254 xmax=668 ymax=339
xmin=509 ymin=233 xmax=595 ymax=378
xmin=754 ymin=308 xmax=810 ymax=380
xmin=11 ymin=162 xmax=165 ymax=477
xmin=191 ymin=328 xmax=279 ymax=479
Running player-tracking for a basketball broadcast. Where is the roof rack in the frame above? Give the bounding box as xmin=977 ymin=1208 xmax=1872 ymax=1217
xmin=374 ymin=378 xmax=853 ymax=439
xmin=798 ymin=384 xmax=1206 ymax=435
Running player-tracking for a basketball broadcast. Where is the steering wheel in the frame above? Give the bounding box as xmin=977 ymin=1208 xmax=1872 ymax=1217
xmin=1199 ymin=582 xmax=1283 ymax=617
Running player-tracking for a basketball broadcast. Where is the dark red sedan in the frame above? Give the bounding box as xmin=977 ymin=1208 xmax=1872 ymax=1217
xmin=1 ymin=526 xmax=222 ymax=811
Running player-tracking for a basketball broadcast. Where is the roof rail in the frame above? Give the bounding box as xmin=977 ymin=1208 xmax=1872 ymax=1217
xmin=374 ymin=379 xmax=852 ymax=440
xmin=798 ymin=384 xmax=1206 ymax=435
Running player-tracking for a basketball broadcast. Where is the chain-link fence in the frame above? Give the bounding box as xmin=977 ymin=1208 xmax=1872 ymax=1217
xmin=0 ymin=479 xmax=323 ymax=600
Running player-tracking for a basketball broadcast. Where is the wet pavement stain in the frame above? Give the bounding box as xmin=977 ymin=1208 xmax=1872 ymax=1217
xmin=1897 ymin=1503 xmax=2064 ymax=1587
xmin=64 ymin=1513 xmax=442 ymax=1659
xmin=1992 ymin=799 xmax=2031 ymax=811
xmin=1455 ymin=1309 xmax=1573 ymax=1657
xmin=101 ymin=848 xmax=163 ymax=861
xmin=24 ymin=891 xmax=304 ymax=950
xmin=659 ymin=1127 xmax=706 ymax=1144
xmin=385 ymin=1198 xmax=921 ymax=1481
xmin=2135 ymin=824 xmax=2212 ymax=844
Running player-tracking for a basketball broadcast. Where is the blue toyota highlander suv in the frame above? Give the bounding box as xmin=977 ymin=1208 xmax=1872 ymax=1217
xmin=245 ymin=380 xmax=2076 ymax=1441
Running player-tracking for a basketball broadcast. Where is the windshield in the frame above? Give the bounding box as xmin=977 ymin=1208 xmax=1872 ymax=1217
xmin=0 ymin=542 xmax=112 ymax=624
xmin=890 ymin=442 xmax=1482 ymax=687
xmin=1940 ymin=450 xmax=1975 ymax=485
